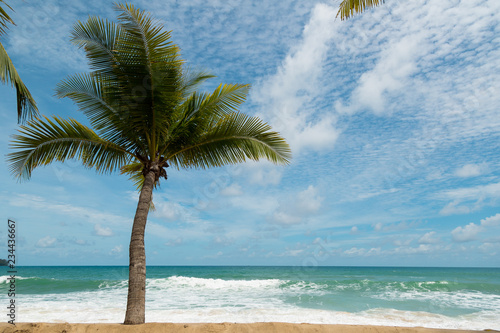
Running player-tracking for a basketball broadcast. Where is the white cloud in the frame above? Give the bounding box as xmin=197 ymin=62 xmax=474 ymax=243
xmin=109 ymin=245 xmax=123 ymax=255
xmin=153 ymin=201 xmax=185 ymax=221
xmin=478 ymin=243 xmax=499 ymax=256
xmin=247 ymin=164 xmax=283 ymax=186
xmin=9 ymin=194 xmax=128 ymax=225
xmin=455 ymin=164 xmax=487 ymax=178
xmin=266 ymin=248 xmax=305 ymax=257
xmin=419 ymin=231 xmax=440 ymax=244
xmin=94 ymin=224 xmax=113 ymax=237
xmin=449 ymin=213 xmax=500 ymax=244
xmin=439 ymin=182 xmax=500 ymax=215
xmin=338 ymin=35 xmax=424 ymax=114
xmin=272 ymin=212 xmax=302 ymax=226
xmin=220 ymin=183 xmax=243 ymax=196
xmin=212 ymin=235 xmax=233 ymax=246
xmin=480 ymin=213 xmax=500 ymax=227
xmin=371 ymin=221 xmax=420 ymax=233
xmin=202 ymin=251 xmax=224 ymax=259
xmin=296 ymin=185 xmax=323 ymax=213
xmin=350 ymin=226 xmax=359 ymax=234
xmin=366 ymin=247 xmax=382 ymax=256
xmin=440 ymin=201 xmax=472 ymax=216
xmin=253 ymin=3 xmax=340 ymax=154
xmin=75 ymin=239 xmax=88 ymax=246
xmin=451 ymin=223 xmax=483 ymax=242
xmin=228 ymin=193 xmax=280 ymax=216
xmin=271 ymin=185 xmax=323 ymax=225
xmin=391 ymin=244 xmax=437 ymax=255
xmin=343 ymin=247 xmax=366 ymax=256
xmin=165 ymin=238 xmax=183 ymax=247
xmin=36 ymin=236 xmax=56 ymax=248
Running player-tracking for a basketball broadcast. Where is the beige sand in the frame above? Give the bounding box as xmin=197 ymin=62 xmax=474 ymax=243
xmin=0 ymin=322 xmax=491 ymax=333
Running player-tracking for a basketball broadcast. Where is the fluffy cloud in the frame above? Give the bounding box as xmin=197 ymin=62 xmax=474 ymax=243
xmin=450 ymin=213 xmax=500 ymax=243
xmin=9 ymin=194 xmax=127 ymax=226
xmin=272 ymin=185 xmax=323 ymax=225
xmin=455 ymin=164 xmax=488 ymax=178
xmin=419 ymin=231 xmax=440 ymax=244
xmin=109 ymin=245 xmax=123 ymax=255
xmin=153 ymin=201 xmax=187 ymax=221
xmin=451 ymin=223 xmax=482 ymax=242
xmin=338 ymin=35 xmax=424 ymax=114
xmin=480 ymin=213 xmax=500 ymax=227
xmin=93 ymin=224 xmax=113 ymax=237
xmin=439 ymin=182 xmax=500 ymax=215
xmin=343 ymin=247 xmax=366 ymax=256
xmin=253 ymin=3 xmax=340 ymax=154
xmin=36 ymin=236 xmax=57 ymax=248
xmin=220 ymin=183 xmax=243 ymax=196
xmin=165 ymin=238 xmax=183 ymax=247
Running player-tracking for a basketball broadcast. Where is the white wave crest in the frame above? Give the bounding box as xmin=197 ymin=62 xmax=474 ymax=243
xmin=148 ymin=276 xmax=286 ymax=291
xmin=0 ymin=275 xmax=36 ymax=283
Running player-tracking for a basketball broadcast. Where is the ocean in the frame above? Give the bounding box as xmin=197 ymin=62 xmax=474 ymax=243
xmin=1 ymin=266 xmax=499 ymax=329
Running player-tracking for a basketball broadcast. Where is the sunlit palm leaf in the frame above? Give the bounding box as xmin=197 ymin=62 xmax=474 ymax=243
xmin=0 ymin=0 xmax=14 ymax=36
xmin=179 ymin=69 xmax=215 ymax=98
xmin=121 ymin=160 xmax=144 ymax=189
xmin=198 ymin=83 xmax=250 ymax=118
xmin=55 ymin=72 xmax=143 ymax=152
xmin=8 ymin=116 xmax=134 ymax=179
xmin=337 ymin=0 xmax=385 ymax=20
xmin=164 ymin=83 xmax=251 ymax=149
xmin=168 ymin=113 xmax=291 ymax=169
xmin=0 ymin=42 xmax=38 ymax=122
xmin=70 ymin=16 xmax=122 ymax=77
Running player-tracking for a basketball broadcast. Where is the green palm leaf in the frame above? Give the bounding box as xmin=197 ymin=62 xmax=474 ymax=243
xmin=120 ymin=160 xmax=144 ymax=189
xmin=179 ymin=69 xmax=216 ymax=98
xmin=337 ymin=0 xmax=385 ymax=20
xmin=55 ymin=72 xmax=144 ymax=153
xmin=0 ymin=42 xmax=38 ymax=122
xmin=70 ymin=16 xmax=122 ymax=77
xmin=0 ymin=0 xmax=14 ymax=36
xmin=8 ymin=115 xmax=134 ymax=179
xmin=168 ymin=112 xmax=291 ymax=169
xmin=0 ymin=1 xmax=38 ymax=122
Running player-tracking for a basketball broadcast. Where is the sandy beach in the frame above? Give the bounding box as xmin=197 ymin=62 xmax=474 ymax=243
xmin=0 ymin=323 xmax=489 ymax=333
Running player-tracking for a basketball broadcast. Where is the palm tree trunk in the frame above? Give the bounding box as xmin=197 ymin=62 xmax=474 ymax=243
xmin=124 ymin=169 xmax=156 ymax=325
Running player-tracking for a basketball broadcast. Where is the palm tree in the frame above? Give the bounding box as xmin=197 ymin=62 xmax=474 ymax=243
xmin=337 ymin=0 xmax=385 ymax=20
xmin=0 ymin=0 xmax=38 ymax=122
xmin=7 ymin=3 xmax=291 ymax=325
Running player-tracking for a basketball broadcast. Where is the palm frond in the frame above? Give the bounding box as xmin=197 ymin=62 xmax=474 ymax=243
xmin=337 ymin=0 xmax=385 ymax=20
xmin=8 ymin=115 xmax=134 ymax=180
xmin=179 ymin=69 xmax=215 ymax=98
xmin=70 ymin=16 xmax=122 ymax=77
xmin=167 ymin=112 xmax=291 ymax=169
xmin=120 ymin=160 xmax=144 ymax=189
xmin=163 ymin=83 xmax=251 ymax=147
xmin=0 ymin=0 xmax=14 ymax=36
xmin=55 ymin=72 xmax=144 ymax=152
xmin=0 ymin=42 xmax=38 ymax=122
xmin=197 ymin=83 xmax=250 ymax=118
xmin=113 ymin=3 xmax=184 ymax=156
xmin=115 ymin=3 xmax=180 ymax=66
xmin=121 ymin=161 xmax=165 ymax=195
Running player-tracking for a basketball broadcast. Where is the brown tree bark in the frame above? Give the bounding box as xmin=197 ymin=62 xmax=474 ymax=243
xmin=124 ymin=169 xmax=156 ymax=325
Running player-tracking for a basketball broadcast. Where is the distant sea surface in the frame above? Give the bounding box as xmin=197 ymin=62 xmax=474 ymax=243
xmin=1 ymin=266 xmax=499 ymax=329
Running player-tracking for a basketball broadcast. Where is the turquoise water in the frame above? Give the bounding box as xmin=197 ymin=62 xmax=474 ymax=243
xmin=1 ymin=266 xmax=499 ymax=329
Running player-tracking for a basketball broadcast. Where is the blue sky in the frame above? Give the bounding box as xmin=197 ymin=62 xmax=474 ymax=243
xmin=1 ymin=0 xmax=499 ymax=267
